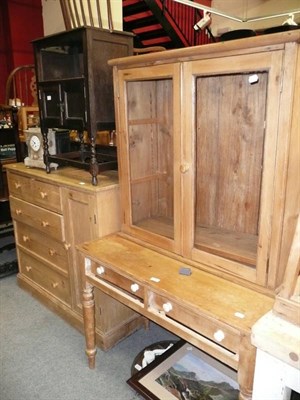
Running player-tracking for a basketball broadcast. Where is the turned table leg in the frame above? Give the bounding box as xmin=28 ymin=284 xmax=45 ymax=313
xmin=82 ymin=283 xmax=97 ymax=369
xmin=238 ymin=333 xmax=257 ymax=400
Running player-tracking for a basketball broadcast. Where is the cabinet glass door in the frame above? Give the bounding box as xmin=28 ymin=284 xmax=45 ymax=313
xmin=118 ymin=65 xmax=181 ymax=253
xmin=38 ymin=38 xmax=84 ymax=81
xmin=183 ymin=52 xmax=283 ymax=284
xmin=195 ymin=72 xmax=266 ymax=265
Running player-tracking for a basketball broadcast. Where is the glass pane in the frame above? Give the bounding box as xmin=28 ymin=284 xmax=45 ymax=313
xmin=127 ymin=79 xmax=174 ymax=240
xmin=40 ymin=43 xmax=84 ymax=81
xmin=194 ymin=72 xmax=268 ymax=265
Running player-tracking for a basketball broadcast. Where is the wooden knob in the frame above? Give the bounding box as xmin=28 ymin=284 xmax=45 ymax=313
xmin=22 ymin=235 xmax=29 ymax=242
xmin=49 ymin=249 xmax=56 ymax=256
xmin=64 ymin=243 xmax=71 ymax=251
xmin=25 ymin=266 xmax=32 ymax=272
xmin=52 ymin=282 xmax=59 ymax=289
xmin=15 ymin=182 xmax=21 ymax=189
xmin=180 ymin=164 xmax=190 ymax=174
xmin=41 ymin=221 xmax=49 ymax=227
xmin=16 ymin=209 xmax=22 ymax=215
xmin=40 ymin=191 xmax=48 ymax=199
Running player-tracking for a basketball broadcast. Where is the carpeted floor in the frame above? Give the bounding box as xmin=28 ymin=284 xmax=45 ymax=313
xmin=0 ymin=275 xmax=177 ymax=400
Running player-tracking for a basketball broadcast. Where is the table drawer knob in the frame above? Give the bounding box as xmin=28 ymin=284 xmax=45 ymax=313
xmin=25 ymin=266 xmax=32 ymax=272
xmin=214 ymin=330 xmax=225 ymax=342
xmin=16 ymin=209 xmax=22 ymax=215
xmin=64 ymin=243 xmax=71 ymax=251
xmin=22 ymin=235 xmax=30 ymax=242
xmin=52 ymin=282 xmax=59 ymax=289
xmin=49 ymin=249 xmax=56 ymax=256
xmin=130 ymin=283 xmax=139 ymax=293
xmin=162 ymin=302 xmax=173 ymax=313
xmin=41 ymin=221 xmax=49 ymax=227
xmin=96 ymin=266 xmax=105 ymax=275
xmin=14 ymin=182 xmax=21 ymax=189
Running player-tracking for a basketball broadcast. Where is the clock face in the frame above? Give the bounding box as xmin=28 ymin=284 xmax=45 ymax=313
xmin=29 ymin=135 xmax=41 ymax=152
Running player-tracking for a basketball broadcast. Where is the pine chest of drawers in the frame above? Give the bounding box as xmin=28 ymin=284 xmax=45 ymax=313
xmin=7 ymin=163 xmax=145 ymax=349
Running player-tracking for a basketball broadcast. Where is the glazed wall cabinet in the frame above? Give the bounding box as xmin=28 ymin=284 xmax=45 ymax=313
xmin=111 ymin=31 xmax=300 ymax=294
xmin=6 ymin=163 xmax=144 ymax=350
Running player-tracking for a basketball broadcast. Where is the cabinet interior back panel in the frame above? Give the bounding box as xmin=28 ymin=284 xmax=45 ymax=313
xmin=195 ymin=72 xmax=268 ymax=263
xmin=127 ymin=79 xmax=174 ymax=237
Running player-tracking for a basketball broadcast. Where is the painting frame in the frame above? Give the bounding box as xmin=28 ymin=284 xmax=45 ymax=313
xmin=127 ymin=340 xmax=239 ymax=400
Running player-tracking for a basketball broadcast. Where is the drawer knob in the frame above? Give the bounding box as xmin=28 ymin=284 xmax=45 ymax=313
xmin=49 ymin=249 xmax=56 ymax=256
xmin=15 ymin=182 xmax=21 ymax=189
xmin=25 ymin=266 xmax=32 ymax=272
xmin=16 ymin=209 xmax=22 ymax=215
xmin=130 ymin=283 xmax=140 ymax=293
xmin=214 ymin=330 xmax=225 ymax=342
xmin=162 ymin=302 xmax=173 ymax=313
xmin=180 ymin=164 xmax=190 ymax=174
xmin=22 ymin=235 xmax=30 ymax=242
xmin=52 ymin=282 xmax=59 ymax=289
xmin=64 ymin=243 xmax=71 ymax=251
xmin=40 ymin=191 xmax=48 ymax=199
xmin=96 ymin=266 xmax=105 ymax=275
xmin=41 ymin=221 xmax=49 ymax=227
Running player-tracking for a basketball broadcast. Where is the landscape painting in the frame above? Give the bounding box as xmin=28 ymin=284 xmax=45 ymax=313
xmin=128 ymin=340 xmax=239 ymax=400
xmin=155 ymin=349 xmax=239 ymax=400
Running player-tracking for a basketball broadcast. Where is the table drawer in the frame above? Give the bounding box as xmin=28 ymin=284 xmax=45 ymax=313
xmin=147 ymin=291 xmax=240 ymax=354
xmin=16 ymin=222 xmax=69 ymax=273
xmin=18 ymin=249 xmax=71 ymax=306
xmin=8 ymin=173 xmax=62 ymax=213
xmin=10 ymin=196 xmax=65 ymax=241
xmin=92 ymin=263 xmax=144 ymax=301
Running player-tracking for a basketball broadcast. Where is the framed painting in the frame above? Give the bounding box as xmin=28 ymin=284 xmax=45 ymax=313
xmin=127 ymin=340 xmax=239 ymax=400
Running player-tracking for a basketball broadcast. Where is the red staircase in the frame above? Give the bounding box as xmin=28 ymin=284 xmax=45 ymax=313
xmin=123 ymin=0 xmax=213 ymax=49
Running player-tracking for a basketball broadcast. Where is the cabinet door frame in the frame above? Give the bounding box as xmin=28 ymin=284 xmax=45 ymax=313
xmin=181 ymin=50 xmax=284 ymax=286
xmin=39 ymin=82 xmax=63 ymax=128
xmin=114 ymin=63 xmax=182 ymax=254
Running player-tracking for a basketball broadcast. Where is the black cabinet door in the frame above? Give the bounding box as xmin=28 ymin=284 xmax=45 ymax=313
xmin=39 ymin=79 xmax=86 ymax=130
xmin=61 ymin=79 xmax=86 ymax=130
xmin=39 ymin=84 xmax=62 ymax=128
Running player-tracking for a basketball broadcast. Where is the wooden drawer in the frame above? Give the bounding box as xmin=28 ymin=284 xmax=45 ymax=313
xmin=15 ymin=222 xmax=69 ymax=273
xmin=10 ymin=196 xmax=65 ymax=241
xmin=18 ymin=249 xmax=71 ymax=305
xmin=8 ymin=173 xmax=62 ymax=213
xmin=147 ymin=290 xmax=240 ymax=354
xmin=92 ymin=263 xmax=144 ymax=301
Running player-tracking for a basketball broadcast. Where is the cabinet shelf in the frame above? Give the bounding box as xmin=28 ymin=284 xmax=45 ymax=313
xmin=194 ymin=225 xmax=257 ymax=266
xmin=135 ymin=216 xmax=174 ymax=240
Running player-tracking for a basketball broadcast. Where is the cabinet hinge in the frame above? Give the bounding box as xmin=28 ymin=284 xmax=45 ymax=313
xmin=94 ymin=214 xmax=97 ymax=224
